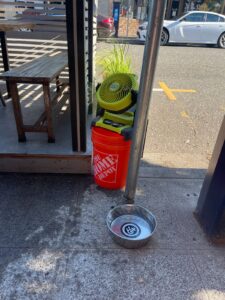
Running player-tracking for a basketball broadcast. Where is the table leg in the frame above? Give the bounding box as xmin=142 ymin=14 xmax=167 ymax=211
xmin=56 ymin=76 xmax=60 ymax=93
xmin=0 ymin=89 xmax=6 ymax=106
xmin=9 ymin=82 xmax=26 ymax=142
xmin=0 ymin=31 xmax=11 ymax=98
xmin=43 ymin=83 xmax=55 ymax=143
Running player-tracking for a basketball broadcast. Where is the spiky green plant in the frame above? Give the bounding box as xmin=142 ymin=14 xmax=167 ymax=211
xmin=97 ymin=44 xmax=133 ymax=79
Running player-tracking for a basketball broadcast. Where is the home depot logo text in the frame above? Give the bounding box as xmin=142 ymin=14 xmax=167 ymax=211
xmin=94 ymin=153 xmax=118 ymax=182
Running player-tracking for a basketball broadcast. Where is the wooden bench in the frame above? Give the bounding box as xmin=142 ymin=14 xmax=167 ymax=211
xmin=0 ymin=51 xmax=68 ymax=142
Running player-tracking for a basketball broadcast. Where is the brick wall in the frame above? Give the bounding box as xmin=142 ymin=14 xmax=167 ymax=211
xmin=118 ymin=17 xmax=140 ymax=37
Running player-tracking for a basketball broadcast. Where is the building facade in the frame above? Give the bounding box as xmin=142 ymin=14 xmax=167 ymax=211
xmin=98 ymin=0 xmax=225 ymax=20
xmin=166 ymin=0 xmax=225 ymax=19
xmin=97 ymin=0 xmax=149 ymax=19
xmin=97 ymin=0 xmax=225 ymax=37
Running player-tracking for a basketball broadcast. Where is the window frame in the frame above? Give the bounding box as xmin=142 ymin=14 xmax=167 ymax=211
xmin=219 ymin=16 xmax=225 ymax=22
xmin=205 ymin=13 xmax=220 ymax=22
xmin=182 ymin=12 xmax=206 ymax=23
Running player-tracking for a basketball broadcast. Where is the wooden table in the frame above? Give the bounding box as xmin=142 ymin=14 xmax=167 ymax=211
xmin=0 ymin=20 xmax=35 ymax=98
xmin=0 ymin=52 xmax=68 ymax=143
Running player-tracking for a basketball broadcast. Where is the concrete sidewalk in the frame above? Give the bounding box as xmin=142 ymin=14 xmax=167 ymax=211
xmin=0 ymin=156 xmax=224 ymax=299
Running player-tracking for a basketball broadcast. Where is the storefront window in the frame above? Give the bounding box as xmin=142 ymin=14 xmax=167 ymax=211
xmin=120 ymin=0 xmax=149 ymax=20
xmin=184 ymin=0 xmax=225 ymax=13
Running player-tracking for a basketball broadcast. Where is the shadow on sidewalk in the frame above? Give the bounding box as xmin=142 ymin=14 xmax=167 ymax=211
xmin=0 ymin=160 xmax=224 ymax=298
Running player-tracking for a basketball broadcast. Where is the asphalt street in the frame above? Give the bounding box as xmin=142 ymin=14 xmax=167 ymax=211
xmin=97 ymin=42 xmax=225 ymax=164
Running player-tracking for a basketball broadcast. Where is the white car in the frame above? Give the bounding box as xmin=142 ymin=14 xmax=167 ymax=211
xmin=137 ymin=11 xmax=225 ymax=48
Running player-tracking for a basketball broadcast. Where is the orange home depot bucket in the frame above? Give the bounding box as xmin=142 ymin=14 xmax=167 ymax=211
xmin=92 ymin=127 xmax=131 ymax=189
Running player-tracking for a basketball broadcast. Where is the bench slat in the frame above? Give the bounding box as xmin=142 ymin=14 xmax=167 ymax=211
xmin=0 ymin=51 xmax=68 ymax=83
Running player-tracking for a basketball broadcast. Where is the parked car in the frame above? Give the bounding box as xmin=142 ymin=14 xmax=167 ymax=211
xmin=137 ymin=11 xmax=225 ymax=48
xmin=97 ymin=15 xmax=115 ymax=38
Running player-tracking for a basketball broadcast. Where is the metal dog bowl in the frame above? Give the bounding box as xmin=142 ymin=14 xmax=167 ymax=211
xmin=106 ymin=204 xmax=156 ymax=249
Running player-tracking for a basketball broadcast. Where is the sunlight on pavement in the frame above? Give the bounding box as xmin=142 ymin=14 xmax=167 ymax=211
xmin=26 ymin=250 xmax=63 ymax=272
xmin=180 ymin=111 xmax=190 ymax=118
xmin=25 ymin=282 xmax=56 ymax=294
xmin=193 ymin=289 xmax=225 ymax=300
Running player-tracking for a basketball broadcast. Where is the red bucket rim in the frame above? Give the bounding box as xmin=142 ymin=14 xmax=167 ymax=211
xmin=92 ymin=126 xmax=128 ymax=142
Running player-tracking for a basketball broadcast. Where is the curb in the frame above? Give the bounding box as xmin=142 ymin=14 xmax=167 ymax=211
xmin=97 ymin=37 xmax=145 ymax=45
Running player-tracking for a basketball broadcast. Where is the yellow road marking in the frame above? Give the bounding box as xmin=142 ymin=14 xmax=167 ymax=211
xmin=159 ymin=82 xmax=176 ymax=101
xmin=159 ymin=81 xmax=197 ymax=101
xmin=158 ymin=82 xmax=199 ymax=135
xmin=180 ymin=111 xmax=189 ymax=118
xmin=172 ymin=89 xmax=196 ymax=93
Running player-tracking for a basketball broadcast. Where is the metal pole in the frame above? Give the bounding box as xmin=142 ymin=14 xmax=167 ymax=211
xmin=178 ymin=0 xmax=185 ymax=17
xmin=188 ymin=0 xmax=192 ymax=11
xmin=166 ymin=0 xmax=172 ymax=19
xmin=221 ymin=0 xmax=225 ymax=14
xmin=124 ymin=0 xmax=167 ymax=203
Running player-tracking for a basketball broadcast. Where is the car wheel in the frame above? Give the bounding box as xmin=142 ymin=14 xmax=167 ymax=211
xmin=161 ymin=29 xmax=169 ymax=46
xmin=218 ymin=32 xmax=225 ymax=49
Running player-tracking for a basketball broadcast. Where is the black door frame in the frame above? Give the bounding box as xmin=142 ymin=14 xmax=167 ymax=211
xmin=66 ymin=0 xmax=94 ymax=152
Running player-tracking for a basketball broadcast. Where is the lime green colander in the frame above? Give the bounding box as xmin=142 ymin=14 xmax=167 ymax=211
xmin=96 ymin=73 xmax=138 ymax=112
